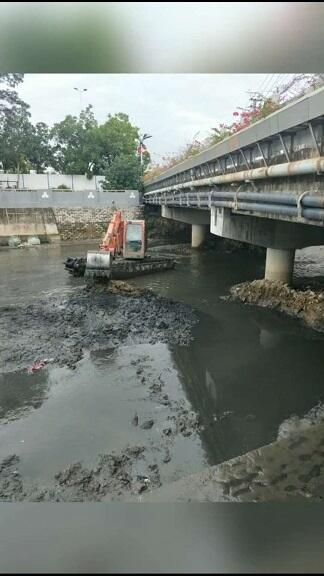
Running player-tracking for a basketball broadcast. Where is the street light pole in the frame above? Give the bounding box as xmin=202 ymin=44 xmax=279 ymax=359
xmin=74 ymin=87 xmax=87 ymax=112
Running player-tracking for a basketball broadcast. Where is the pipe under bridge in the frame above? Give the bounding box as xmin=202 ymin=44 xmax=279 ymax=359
xmin=144 ymin=86 xmax=324 ymax=283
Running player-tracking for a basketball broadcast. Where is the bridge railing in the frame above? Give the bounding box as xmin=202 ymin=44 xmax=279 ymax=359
xmin=144 ymin=189 xmax=324 ymax=226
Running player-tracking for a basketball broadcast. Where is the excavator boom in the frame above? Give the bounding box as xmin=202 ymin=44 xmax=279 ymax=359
xmin=100 ymin=210 xmax=124 ymax=256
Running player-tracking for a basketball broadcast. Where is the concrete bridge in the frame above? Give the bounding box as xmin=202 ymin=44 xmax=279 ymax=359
xmin=144 ymin=86 xmax=324 ymax=283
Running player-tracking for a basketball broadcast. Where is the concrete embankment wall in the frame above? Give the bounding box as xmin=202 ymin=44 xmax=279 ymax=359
xmin=0 ymin=208 xmax=60 ymax=244
xmin=0 ymin=206 xmax=143 ymax=244
xmin=0 ymin=189 xmax=141 ymax=244
xmin=54 ymin=206 xmax=144 ymax=241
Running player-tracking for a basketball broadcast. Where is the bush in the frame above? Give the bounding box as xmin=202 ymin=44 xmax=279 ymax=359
xmin=56 ymin=183 xmax=71 ymax=190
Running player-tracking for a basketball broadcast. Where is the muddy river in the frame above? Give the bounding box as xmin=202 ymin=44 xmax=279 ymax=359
xmin=0 ymin=241 xmax=324 ymax=500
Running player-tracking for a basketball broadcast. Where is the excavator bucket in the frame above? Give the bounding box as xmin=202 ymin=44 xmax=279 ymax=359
xmin=84 ymin=250 xmax=112 ymax=281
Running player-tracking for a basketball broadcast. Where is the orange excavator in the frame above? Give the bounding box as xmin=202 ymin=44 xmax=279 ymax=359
xmin=64 ymin=210 xmax=174 ymax=281
xmin=100 ymin=210 xmax=145 ymax=259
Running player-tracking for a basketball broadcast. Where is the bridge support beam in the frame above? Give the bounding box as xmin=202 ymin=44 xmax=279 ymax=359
xmin=265 ymin=247 xmax=295 ymax=284
xmin=191 ymin=224 xmax=207 ymax=248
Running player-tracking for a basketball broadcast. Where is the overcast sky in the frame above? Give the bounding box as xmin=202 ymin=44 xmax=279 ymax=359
xmin=18 ymin=74 xmax=274 ymax=161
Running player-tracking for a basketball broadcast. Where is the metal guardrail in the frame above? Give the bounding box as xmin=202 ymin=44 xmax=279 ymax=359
xmin=144 ymin=190 xmax=324 ymax=226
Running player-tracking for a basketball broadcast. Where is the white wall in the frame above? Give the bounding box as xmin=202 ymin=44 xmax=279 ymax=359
xmin=0 ymin=173 xmax=106 ymax=191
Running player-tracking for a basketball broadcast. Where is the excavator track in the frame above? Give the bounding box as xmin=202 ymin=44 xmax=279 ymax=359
xmin=64 ymin=255 xmax=175 ymax=280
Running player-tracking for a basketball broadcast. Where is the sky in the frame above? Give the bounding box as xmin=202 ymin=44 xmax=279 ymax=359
xmin=18 ymin=73 xmax=276 ymax=162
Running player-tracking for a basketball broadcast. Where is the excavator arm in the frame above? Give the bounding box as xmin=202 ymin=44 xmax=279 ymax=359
xmin=100 ymin=210 xmax=124 ymax=257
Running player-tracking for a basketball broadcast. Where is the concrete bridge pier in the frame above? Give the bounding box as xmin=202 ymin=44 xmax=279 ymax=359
xmin=161 ymin=205 xmax=324 ymax=284
xmin=265 ymin=248 xmax=295 ymax=283
xmin=191 ymin=224 xmax=207 ymax=248
xmin=161 ymin=206 xmax=210 ymax=248
xmin=211 ymin=207 xmax=324 ymax=285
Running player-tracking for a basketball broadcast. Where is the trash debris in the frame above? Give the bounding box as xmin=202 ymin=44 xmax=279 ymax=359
xmin=26 ymin=358 xmax=54 ymax=374
xmin=27 ymin=236 xmax=41 ymax=246
xmin=8 ymin=236 xmax=21 ymax=248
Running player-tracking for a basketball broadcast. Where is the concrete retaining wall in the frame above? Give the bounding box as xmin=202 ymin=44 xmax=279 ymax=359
xmin=0 ymin=208 xmax=60 ymax=245
xmin=54 ymin=206 xmax=144 ymax=241
xmin=0 ymin=206 xmax=144 ymax=244
xmin=0 ymin=189 xmax=139 ymax=208
xmin=0 ymin=188 xmax=142 ymax=244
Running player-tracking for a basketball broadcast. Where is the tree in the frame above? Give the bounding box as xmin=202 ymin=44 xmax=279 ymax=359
xmin=99 ymin=113 xmax=139 ymax=166
xmin=0 ymin=74 xmax=36 ymax=173
xmin=51 ymin=105 xmax=99 ymax=175
xmin=28 ymin=122 xmax=52 ymax=173
xmin=0 ymin=73 xmax=28 ymax=121
xmin=100 ymin=113 xmax=150 ymax=190
xmin=0 ymin=107 xmax=34 ymax=173
xmin=103 ymin=153 xmax=143 ymax=190
xmin=144 ymin=137 xmax=203 ymax=181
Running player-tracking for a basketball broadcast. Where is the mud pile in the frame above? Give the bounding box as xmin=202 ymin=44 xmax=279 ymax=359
xmin=228 ymin=279 xmax=324 ymax=332
xmin=0 ymin=446 xmax=163 ymax=502
xmin=0 ymin=282 xmax=198 ymax=373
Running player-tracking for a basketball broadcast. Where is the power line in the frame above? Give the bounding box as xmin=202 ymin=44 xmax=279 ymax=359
xmin=256 ymin=74 xmax=273 ymax=94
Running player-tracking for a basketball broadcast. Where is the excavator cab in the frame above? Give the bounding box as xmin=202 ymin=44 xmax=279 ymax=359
xmin=123 ymin=220 xmax=145 ymax=259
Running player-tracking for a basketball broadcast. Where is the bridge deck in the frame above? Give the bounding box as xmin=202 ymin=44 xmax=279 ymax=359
xmin=145 ymin=86 xmax=324 ymax=193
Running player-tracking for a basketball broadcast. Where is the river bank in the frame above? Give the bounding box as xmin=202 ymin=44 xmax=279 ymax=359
xmin=228 ymin=279 xmax=324 ymax=332
xmin=139 ymin=406 xmax=324 ymax=502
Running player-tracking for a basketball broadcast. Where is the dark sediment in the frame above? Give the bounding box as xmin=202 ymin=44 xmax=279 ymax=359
xmin=227 ymin=279 xmax=324 ymax=332
xmin=0 ymin=281 xmax=198 ymax=374
xmin=0 ymin=280 xmax=202 ymax=501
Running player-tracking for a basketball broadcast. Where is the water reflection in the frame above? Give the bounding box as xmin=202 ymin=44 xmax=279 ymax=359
xmin=0 ymin=369 xmax=49 ymax=422
xmin=171 ymin=305 xmax=324 ymax=466
xmin=89 ymin=348 xmax=116 ymax=368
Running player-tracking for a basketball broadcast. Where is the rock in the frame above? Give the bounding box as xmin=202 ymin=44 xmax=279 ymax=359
xmin=140 ymin=419 xmax=154 ymax=430
xmin=162 ymin=449 xmax=171 ymax=464
xmin=131 ymin=412 xmax=139 ymax=427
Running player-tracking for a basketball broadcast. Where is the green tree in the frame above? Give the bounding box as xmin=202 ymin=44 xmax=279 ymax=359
xmin=51 ymin=105 xmax=99 ymax=175
xmin=100 ymin=113 xmax=150 ymax=189
xmin=103 ymin=153 xmax=143 ymax=190
xmin=0 ymin=73 xmax=35 ymax=173
xmin=0 ymin=107 xmax=34 ymax=173
xmin=28 ymin=122 xmax=52 ymax=173
xmin=0 ymin=73 xmax=28 ymax=120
